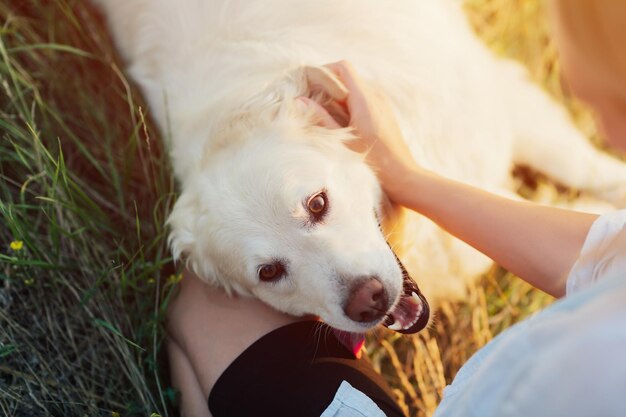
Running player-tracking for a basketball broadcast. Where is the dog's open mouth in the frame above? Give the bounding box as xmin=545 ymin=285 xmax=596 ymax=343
xmin=383 ymin=254 xmax=430 ymax=334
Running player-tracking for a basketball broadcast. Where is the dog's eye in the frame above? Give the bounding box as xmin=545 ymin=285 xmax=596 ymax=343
xmin=258 ymin=261 xmax=286 ymax=282
xmin=306 ymin=191 xmax=328 ymax=221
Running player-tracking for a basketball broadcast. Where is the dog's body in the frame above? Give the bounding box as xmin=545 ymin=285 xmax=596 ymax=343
xmin=97 ymin=0 xmax=626 ymax=331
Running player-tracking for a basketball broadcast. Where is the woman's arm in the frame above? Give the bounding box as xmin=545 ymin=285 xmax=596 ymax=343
xmin=314 ymin=61 xmax=598 ymax=298
xmin=396 ymin=169 xmax=597 ymax=297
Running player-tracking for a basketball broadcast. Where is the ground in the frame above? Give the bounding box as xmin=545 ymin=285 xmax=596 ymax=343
xmin=0 ymin=1 xmax=596 ymax=416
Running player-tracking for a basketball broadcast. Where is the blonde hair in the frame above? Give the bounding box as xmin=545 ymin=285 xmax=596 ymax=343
xmin=549 ymin=0 xmax=626 ymax=101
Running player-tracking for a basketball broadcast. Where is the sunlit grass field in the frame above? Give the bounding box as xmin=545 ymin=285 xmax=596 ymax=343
xmin=0 ymin=1 xmax=595 ymax=416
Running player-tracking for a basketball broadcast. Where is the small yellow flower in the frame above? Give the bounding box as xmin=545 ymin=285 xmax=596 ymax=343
xmin=147 ymin=278 xmax=155 ymax=285
xmin=10 ymin=240 xmax=23 ymax=251
xmin=111 ymin=412 xmax=120 ymax=417
xmin=150 ymin=413 xmax=161 ymax=417
xmin=23 ymin=278 xmax=34 ymax=286
xmin=167 ymin=273 xmax=183 ymax=285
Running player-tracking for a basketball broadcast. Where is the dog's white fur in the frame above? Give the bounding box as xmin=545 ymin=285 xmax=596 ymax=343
xmin=96 ymin=0 xmax=626 ymax=331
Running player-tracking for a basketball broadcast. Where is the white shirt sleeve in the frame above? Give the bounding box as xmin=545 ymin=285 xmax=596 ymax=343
xmin=566 ymin=209 xmax=626 ymax=294
xmin=320 ymin=381 xmax=387 ymax=417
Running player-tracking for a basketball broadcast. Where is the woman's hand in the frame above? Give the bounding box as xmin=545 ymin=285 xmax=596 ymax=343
xmin=300 ymin=60 xmax=422 ymax=206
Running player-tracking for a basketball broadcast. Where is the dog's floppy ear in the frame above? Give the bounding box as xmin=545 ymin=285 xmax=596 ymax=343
xmin=167 ymin=191 xmax=220 ymax=285
xmin=302 ymin=66 xmax=350 ymax=127
xmin=219 ymin=67 xmax=346 ymax=132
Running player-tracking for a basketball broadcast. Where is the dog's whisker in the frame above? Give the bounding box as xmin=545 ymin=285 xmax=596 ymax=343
xmin=387 ymin=239 xmax=401 ymax=252
xmin=311 ymin=321 xmax=327 ymax=358
xmin=383 ymin=230 xmax=400 ymax=240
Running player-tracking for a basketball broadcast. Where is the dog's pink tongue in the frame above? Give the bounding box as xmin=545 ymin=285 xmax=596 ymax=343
xmin=332 ymin=329 xmax=365 ymax=358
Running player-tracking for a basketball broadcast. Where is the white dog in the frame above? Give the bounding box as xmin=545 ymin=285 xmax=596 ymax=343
xmin=96 ymin=0 xmax=626 ymax=333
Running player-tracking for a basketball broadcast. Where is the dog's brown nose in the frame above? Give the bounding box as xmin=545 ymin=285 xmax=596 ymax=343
xmin=344 ymin=278 xmax=388 ymax=323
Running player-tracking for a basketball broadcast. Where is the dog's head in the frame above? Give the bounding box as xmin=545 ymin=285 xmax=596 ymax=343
xmin=168 ymin=66 xmax=428 ymax=333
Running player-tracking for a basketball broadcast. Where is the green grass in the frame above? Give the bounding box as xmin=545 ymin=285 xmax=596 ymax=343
xmin=0 ymin=1 xmax=586 ymax=416
xmin=1 ymin=1 xmax=177 ymax=415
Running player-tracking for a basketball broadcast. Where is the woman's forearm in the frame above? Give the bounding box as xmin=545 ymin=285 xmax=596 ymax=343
xmin=395 ymin=169 xmax=598 ymax=297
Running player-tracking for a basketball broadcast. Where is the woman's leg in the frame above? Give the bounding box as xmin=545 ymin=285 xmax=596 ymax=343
xmin=167 ymin=337 xmax=213 ymax=417
xmin=166 ymin=269 xmax=305 ymax=410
